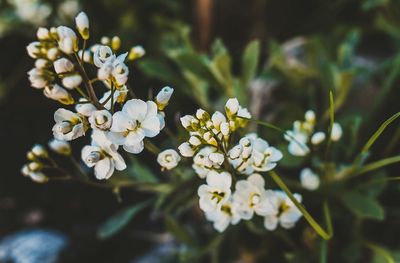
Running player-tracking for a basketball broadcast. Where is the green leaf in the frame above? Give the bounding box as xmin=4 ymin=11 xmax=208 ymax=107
xmin=137 ymin=58 xmax=183 ymax=86
xmin=354 ymin=112 xmax=400 ymax=166
xmin=165 ymin=216 xmax=197 ymax=246
xmin=128 ymin=156 xmax=158 ymax=183
xmin=241 ymin=40 xmax=260 ymax=87
xmin=367 ymin=242 xmax=395 ymax=263
xmin=97 ymin=200 xmax=152 ymax=239
xmin=341 ymin=192 xmax=385 ymax=220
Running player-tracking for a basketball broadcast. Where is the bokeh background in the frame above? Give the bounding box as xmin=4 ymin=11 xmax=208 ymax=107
xmin=1 ymin=0 xmax=400 ymax=262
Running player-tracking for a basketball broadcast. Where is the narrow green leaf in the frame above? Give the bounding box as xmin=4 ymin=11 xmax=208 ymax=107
xmin=353 ymin=155 xmax=400 ymax=177
xmin=128 ymin=156 xmax=158 ymax=183
xmin=269 ymin=171 xmax=333 ymax=240
xmin=366 ymin=242 xmax=395 ymax=263
xmin=165 ymin=216 xmax=197 ymax=246
xmin=97 ymin=200 xmax=152 ymax=239
xmin=241 ymin=40 xmax=260 ymax=87
xmin=325 ymin=91 xmax=335 ymax=160
xmin=341 ymin=192 xmax=385 ymax=220
xmin=354 ymin=112 xmax=400 ymax=166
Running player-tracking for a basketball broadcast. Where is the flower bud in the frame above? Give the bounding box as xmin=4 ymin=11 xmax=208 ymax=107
xmin=35 ymin=59 xmax=49 ymax=69
xmin=155 ymin=86 xmax=174 ymax=110
xmin=111 ymin=36 xmax=121 ymax=50
xmin=220 ymin=122 xmax=230 ymax=136
xmin=29 ymin=172 xmax=49 ymax=183
xmin=36 ymin=27 xmax=50 ymax=40
xmin=196 ymin=109 xmax=210 ymax=121
xmin=157 ymin=149 xmax=181 ymax=170
xmin=28 ymin=162 xmax=42 ymax=171
xmin=178 ymin=142 xmax=195 ymax=157
xmin=128 ymin=45 xmax=145 ymax=60
xmin=57 ymin=26 xmax=78 ymax=54
xmin=78 ymin=50 xmax=92 ymax=63
xmin=305 ymin=110 xmax=316 ymax=123
xmin=189 ymin=136 xmax=202 ymax=146
xmin=311 ymin=131 xmax=326 ymax=145
xmin=76 ymin=100 xmax=96 ymax=117
xmin=229 ymin=145 xmax=242 ymax=159
xmin=300 ymin=168 xmax=320 ymax=191
xmin=54 ymin=58 xmax=74 ymax=74
xmin=47 ymin=47 xmax=59 ymax=61
xmin=331 ymin=123 xmax=343 ymax=141
xmin=225 ymin=98 xmax=239 ymax=116
xmin=49 ymin=139 xmax=71 ymax=155
xmin=211 ymin=111 xmax=226 ymax=129
xmin=26 ymin=42 xmax=41 ymax=58
xmin=75 ymin=12 xmax=89 ymax=40
xmin=44 ymin=84 xmax=74 ymax=105
xmin=209 ymin=152 xmax=224 ymax=165
xmin=62 ymin=74 xmax=82 ymax=89
xmin=31 ymin=144 xmax=48 ymax=158
xmin=180 ymin=115 xmax=195 ymax=129
xmin=21 ymin=165 xmax=30 ymax=176
xmin=101 ymin=36 xmax=110 ymax=45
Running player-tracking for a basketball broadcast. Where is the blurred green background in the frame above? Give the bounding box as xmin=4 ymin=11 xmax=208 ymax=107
xmin=1 ymin=0 xmax=400 ymax=262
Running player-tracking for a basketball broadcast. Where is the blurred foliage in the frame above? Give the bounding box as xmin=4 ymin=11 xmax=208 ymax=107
xmin=2 ymin=0 xmax=400 ymax=262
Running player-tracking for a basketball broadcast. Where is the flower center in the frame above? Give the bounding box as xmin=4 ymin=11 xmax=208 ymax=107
xmin=249 ymin=193 xmax=261 ymax=207
xmin=86 ymin=151 xmax=102 ymax=164
xmin=221 ymin=204 xmax=232 ymax=216
xmin=58 ymin=121 xmax=73 ymax=134
xmin=210 ymin=191 xmax=225 ymax=203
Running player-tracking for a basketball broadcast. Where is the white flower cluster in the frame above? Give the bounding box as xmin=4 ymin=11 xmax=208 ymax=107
xmin=176 ymin=98 xmax=302 ymax=232
xmin=285 ymin=110 xmax=343 ymax=156
xmin=23 ymin=12 xmax=173 ymax=181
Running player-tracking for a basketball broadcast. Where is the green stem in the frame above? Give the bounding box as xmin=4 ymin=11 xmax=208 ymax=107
xmin=269 ymin=171 xmax=333 ymax=240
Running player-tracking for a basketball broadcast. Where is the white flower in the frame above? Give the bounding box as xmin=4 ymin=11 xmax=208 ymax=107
xmin=286 ymin=132 xmax=310 ymax=156
xmin=75 ymin=100 xmax=96 ymax=117
xmin=36 ymin=27 xmax=49 ymax=40
xmin=62 ymin=74 xmax=82 ymax=89
xmin=21 ymin=163 xmax=48 ymax=183
xmin=112 ymin=55 xmax=129 ymax=86
xmin=108 ymin=99 xmax=161 ymax=153
xmin=54 ymin=58 xmax=74 ymax=74
xmin=48 ymin=138 xmax=71 ymax=155
xmin=82 ymin=131 xmax=126 ymax=180
xmin=305 ymin=110 xmax=316 ymax=123
xmin=178 ymin=142 xmax=195 ymax=157
xmin=78 ymin=50 xmax=92 ymax=63
xmin=75 ymin=11 xmax=89 ymax=39
xmin=300 ymin=168 xmax=320 ymax=191
xmin=157 ymin=149 xmax=181 ymax=170
xmin=311 ymin=131 xmax=326 ymax=145
xmin=56 ymin=26 xmax=78 ymax=54
xmin=331 ymin=122 xmax=343 ymax=141
xmin=52 ymin=108 xmax=86 ymax=141
xmin=198 ymin=171 xmax=232 ymax=213
xmin=88 ymin=110 xmax=112 ymax=131
xmin=205 ymin=198 xmax=241 ymax=232
xmin=28 ymin=68 xmax=49 ymax=89
xmin=229 ymin=134 xmax=282 ymax=175
xmin=180 ymin=115 xmax=198 ymax=130
xmin=26 ymin=42 xmax=41 ymax=58
xmin=44 ymin=84 xmax=74 ymax=105
xmin=155 ymin=86 xmax=174 ymax=109
xmin=264 ymin=191 xmax=302 ymax=230
xmin=225 ymin=98 xmax=239 ymax=116
xmin=233 ymin=174 xmax=276 ymax=220
xmin=99 ymin=89 xmax=127 ymax=111
xmin=128 ymin=45 xmax=145 ymax=60
xmin=192 ymin=147 xmax=223 ymax=178
xmin=93 ymin=45 xmax=113 ymax=68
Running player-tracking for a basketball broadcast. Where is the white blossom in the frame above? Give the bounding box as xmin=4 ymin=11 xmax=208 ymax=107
xmin=300 ymin=168 xmax=320 ymax=191
xmin=46 ymin=47 xmax=59 ymax=61
xmin=264 ymin=191 xmax=302 ymax=230
xmin=112 ymin=55 xmax=129 ymax=86
xmin=225 ymin=98 xmax=239 ymax=116
xmin=75 ymin=100 xmax=96 ymax=117
xmin=36 ymin=27 xmax=49 ymax=40
xmin=28 ymin=68 xmax=49 ymax=89
xmin=54 ymin=58 xmax=74 ymax=74
xmin=82 ymin=130 xmax=126 ymax=180
xmin=26 ymin=41 xmax=41 ymax=58
xmin=205 ymin=198 xmax=241 ymax=232
xmin=108 ymin=99 xmax=161 ymax=154
xmin=89 ymin=110 xmax=113 ymax=131
xmin=56 ymin=26 xmax=78 ymax=54
xmin=93 ymin=45 xmax=113 ymax=68
xmin=128 ymin=45 xmax=145 ymax=60
xmin=52 ymin=108 xmax=86 ymax=141
xmin=48 ymin=138 xmax=71 ymax=155
xmin=34 ymin=59 xmax=49 ymax=69
xmin=233 ymin=173 xmax=276 ymax=220
xmin=157 ymin=149 xmax=181 ymax=170
xmin=31 ymin=144 xmax=47 ymax=158
xmin=198 ymin=171 xmax=232 ymax=213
